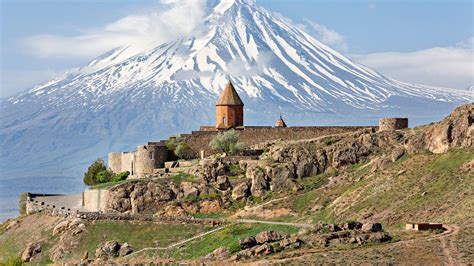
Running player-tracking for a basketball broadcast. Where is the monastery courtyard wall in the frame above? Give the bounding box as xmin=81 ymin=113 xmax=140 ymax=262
xmin=182 ymin=126 xmax=377 ymax=157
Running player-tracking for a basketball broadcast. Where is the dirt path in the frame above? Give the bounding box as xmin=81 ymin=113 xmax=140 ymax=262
xmin=124 ymin=225 xmax=229 ymax=258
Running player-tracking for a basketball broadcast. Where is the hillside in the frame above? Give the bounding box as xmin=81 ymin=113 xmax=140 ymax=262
xmin=1 ymin=0 xmax=472 ymax=177
xmin=1 ymin=103 xmax=472 ymax=264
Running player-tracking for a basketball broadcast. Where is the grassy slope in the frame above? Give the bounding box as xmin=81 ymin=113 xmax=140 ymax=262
xmin=156 ymin=223 xmax=299 ymax=259
xmin=243 ymin=149 xmax=473 ymax=228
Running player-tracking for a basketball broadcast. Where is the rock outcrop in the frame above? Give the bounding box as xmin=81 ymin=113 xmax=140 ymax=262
xmin=425 ymin=103 xmax=473 ymax=153
xmin=21 ymin=243 xmax=41 ymax=262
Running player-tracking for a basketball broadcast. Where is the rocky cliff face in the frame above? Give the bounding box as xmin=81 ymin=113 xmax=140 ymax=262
xmin=104 ymin=103 xmax=473 ymax=215
xmin=424 ymin=103 xmax=473 ymax=153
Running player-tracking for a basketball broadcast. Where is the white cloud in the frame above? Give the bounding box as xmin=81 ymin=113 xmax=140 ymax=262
xmin=301 ymin=19 xmax=347 ymax=52
xmin=353 ymin=37 xmax=474 ymax=90
xmin=23 ymin=0 xmax=207 ymax=59
xmin=226 ymin=52 xmax=274 ymax=77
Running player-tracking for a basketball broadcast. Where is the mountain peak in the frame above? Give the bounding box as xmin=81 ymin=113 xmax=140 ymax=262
xmin=1 ymin=0 xmax=472 ymax=176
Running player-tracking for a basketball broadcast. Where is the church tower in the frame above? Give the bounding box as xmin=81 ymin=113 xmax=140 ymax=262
xmin=216 ymin=80 xmax=244 ymax=129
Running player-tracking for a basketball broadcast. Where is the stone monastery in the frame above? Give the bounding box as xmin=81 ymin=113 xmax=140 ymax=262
xmin=108 ymin=81 xmax=408 ymax=178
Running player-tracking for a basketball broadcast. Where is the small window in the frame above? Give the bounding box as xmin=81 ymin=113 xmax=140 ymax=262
xmin=236 ymin=116 xmax=239 ymax=125
xmin=223 ymin=116 xmax=227 ymax=125
xmin=149 ymin=151 xmax=154 ymax=160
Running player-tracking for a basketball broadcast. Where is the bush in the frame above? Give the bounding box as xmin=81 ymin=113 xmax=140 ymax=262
xmin=96 ymin=170 xmax=112 ymax=183
xmin=166 ymin=136 xmax=194 ymax=159
xmin=111 ymin=171 xmax=130 ymax=182
xmin=18 ymin=192 xmax=28 ymax=215
xmin=209 ymin=129 xmax=244 ymax=155
xmin=83 ymin=158 xmax=112 ymax=186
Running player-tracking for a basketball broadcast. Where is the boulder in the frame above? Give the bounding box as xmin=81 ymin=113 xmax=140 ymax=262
xmin=21 ymin=243 xmax=41 ymax=262
xmin=199 ymin=199 xmax=222 ymax=213
xmin=247 ymin=165 xmax=269 ymax=197
xmin=368 ymin=232 xmax=392 ymax=243
xmin=279 ymin=235 xmax=302 ymax=248
xmin=268 ymin=163 xmax=295 ymax=191
xmin=232 ymin=182 xmax=250 ymax=201
xmin=361 ymin=222 xmax=383 ymax=232
xmin=238 ymin=236 xmax=257 ymax=249
xmin=181 ymin=182 xmax=199 ymax=199
xmin=255 ymin=230 xmax=282 ymax=244
xmin=328 ymin=224 xmax=341 ymax=232
xmin=390 ymin=147 xmax=405 ymax=162
xmin=342 ymin=221 xmax=362 ymax=230
xmin=95 ymin=241 xmax=121 ymax=259
xmin=254 ymin=243 xmax=273 ymax=256
xmin=82 ymin=251 xmax=89 ymax=261
xmin=6 ymin=220 xmax=19 ymax=230
xmin=119 ymin=242 xmax=133 ymax=257
xmin=215 ymin=176 xmax=231 ymax=190
xmin=53 ymin=220 xmax=70 ymax=236
xmin=190 ymin=159 xmax=227 ymax=183
xmin=68 ymin=218 xmax=82 ymax=229
xmin=203 ymin=247 xmax=229 ymax=259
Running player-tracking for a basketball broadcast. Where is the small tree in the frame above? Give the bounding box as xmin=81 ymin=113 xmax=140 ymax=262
xmin=209 ymin=129 xmax=244 ymax=155
xmin=83 ymin=158 xmax=107 ymax=185
xmin=166 ymin=136 xmax=194 ymax=159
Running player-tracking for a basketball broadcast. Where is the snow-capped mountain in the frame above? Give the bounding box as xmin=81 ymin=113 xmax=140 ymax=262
xmin=1 ymin=0 xmax=472 ymax=176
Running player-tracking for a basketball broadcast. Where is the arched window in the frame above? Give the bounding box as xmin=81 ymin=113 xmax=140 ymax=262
xmin=223 ymin=116 xmax=227 ymax=125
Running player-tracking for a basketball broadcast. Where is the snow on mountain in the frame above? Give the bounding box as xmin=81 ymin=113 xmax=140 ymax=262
xmin=1 ymin=0 xmax=472 ymax=176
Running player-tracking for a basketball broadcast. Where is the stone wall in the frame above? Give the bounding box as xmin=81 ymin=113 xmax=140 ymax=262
xmin=183 ymin=126 xmax=375 ymax=157
xmin=108 ymin=143 xmax=167 ymax=177
xmin=83 ymin=188 xmax=109 ymax=212
xmin=379 ymin=118 xmax=409 ymax=131
xmin=76 ymin=211 xmax=222 ymax=225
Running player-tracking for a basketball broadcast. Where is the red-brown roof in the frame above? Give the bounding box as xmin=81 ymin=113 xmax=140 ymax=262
xmin=216 ymin=80 xmax=244 ymax=106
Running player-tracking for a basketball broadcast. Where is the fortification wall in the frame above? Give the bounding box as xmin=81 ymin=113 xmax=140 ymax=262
xmin=379 ymin=118 xmax=408 ymax=131
xmin=83 ymin=188 xmax=109 ymax=212
xmin=108 ymin=152 xmax=122 ymax=174
xmin=183 ymin=126 xmax=375 ymax=157
xmin=134 ymin=145 xmax=168 ymax=176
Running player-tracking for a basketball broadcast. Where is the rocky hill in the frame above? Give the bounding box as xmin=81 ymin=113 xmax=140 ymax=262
xmin=0 ymin=103 xmax=472 ymax=264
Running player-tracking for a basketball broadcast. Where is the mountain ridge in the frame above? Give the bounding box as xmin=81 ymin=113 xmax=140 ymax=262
xmin=1 ymin=0 xmax=472 ymax=176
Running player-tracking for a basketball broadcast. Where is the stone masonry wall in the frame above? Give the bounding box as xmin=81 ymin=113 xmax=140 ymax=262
xmin=379 ymin=118 xmax=409 ymax=131
xmin=183 ymin=126 xmax=375 ymax=157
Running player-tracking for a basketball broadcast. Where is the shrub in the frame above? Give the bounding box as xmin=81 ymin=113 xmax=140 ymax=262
xmin=111 ymin=171 xmax=130 ymax=182
xmin=209 ymin=129 xmax=244 ymax=155
xmin=175 ymin=142 xmax=193 ymax=159
xmin=18 ymin=192 xmax=28 ymax=215
xmin=166 ymin=136 xmax=194 ymax=159
xmin=83 ymin=158 xmax=112 ymax=186
xmin=96 ymin=170 xmax=112 ymax=183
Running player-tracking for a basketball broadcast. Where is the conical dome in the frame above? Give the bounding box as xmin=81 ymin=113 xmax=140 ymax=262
xmin=216 ymin=80 xmax=244 ymax=106
xmin=275 ymin=115 xmax=287 ymax=127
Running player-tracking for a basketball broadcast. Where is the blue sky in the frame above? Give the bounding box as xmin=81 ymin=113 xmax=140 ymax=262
xmin=1 ymin=0 xmax=473 ymax=97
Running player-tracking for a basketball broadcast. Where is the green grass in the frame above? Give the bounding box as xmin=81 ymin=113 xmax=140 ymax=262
xmin=170 ymin=172 xmax=197 ymax=182
xmin=191 ymin=212 xmax=227 ymax=219
xmin=229 ymin=164 xmax=243 ymax=175
xmin=161 ymin=223 xmax=299 ymax=259
xmin=90 ymin=178 xmax=135 ymax=189
xmin=0 ymin=256 xmax=23 ymax=266
xmin=68 ymin=220 xmax=211 ymax=260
